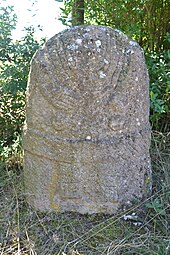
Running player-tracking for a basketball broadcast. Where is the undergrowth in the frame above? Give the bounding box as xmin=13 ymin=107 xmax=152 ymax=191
xmin=0 ymin=132 xmax=169 ymax=255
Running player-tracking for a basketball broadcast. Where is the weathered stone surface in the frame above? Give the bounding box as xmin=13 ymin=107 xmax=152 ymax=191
xmin=23 ymin=25 xmax=151 ymax=214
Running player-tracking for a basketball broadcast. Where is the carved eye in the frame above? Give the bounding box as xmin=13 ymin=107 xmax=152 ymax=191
xmin=108 ymin=114 xmax=126 ymax=131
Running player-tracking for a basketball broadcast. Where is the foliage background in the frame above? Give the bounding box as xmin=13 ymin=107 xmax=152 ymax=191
xmin=0 ymin=6 xmax=43 ymax=161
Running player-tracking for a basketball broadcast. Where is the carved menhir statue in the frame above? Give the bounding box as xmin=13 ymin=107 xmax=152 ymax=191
xmin=23 ymin=25 xmax=151 ymax=214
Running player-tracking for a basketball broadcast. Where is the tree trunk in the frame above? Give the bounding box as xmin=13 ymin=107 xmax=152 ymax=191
xmin=72 ymin=0 xmax=84 ymax=26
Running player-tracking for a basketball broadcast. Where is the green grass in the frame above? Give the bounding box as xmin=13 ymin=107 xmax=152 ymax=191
xmin=0 ymin=132 xmax=170 ymax=255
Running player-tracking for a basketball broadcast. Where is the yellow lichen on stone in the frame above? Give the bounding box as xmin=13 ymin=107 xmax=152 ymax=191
xmin=50 ymin=202 xmax=60 ymax=211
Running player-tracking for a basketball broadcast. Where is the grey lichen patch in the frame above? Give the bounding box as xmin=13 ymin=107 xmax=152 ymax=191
xmin=129 ymin=40 xmax=138 ymax=47
xmin=67 ymin=44 xmax=79 ymax=50
xmin=23 ymin=25 xmax=151 ymax=214
xmin=104 ymin=59 xmax=109 ymax=64
xmin=95 ymin=40 xmax=102 ymax=52
xmin=86 ymin=135 xmax=92 ymax=140
xmin=99 ymin=71 xmax=106 ymax=79
xmin=75 ymin=38 xmax=82 ymax=45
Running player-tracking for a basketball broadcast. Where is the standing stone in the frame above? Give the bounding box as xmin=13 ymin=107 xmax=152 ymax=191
xmin=23 ymin=25 xmax=151 ymax=214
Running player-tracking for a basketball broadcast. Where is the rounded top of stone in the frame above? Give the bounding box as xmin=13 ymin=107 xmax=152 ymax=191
xmin=46 ymin=25 xmax=140 ymax=50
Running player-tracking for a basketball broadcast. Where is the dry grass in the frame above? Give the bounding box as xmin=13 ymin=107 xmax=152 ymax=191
xmin=0 ymin=132 xmax=170 ymax=255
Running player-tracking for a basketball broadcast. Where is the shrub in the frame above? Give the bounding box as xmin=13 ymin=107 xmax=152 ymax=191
xmin=0 ymin=6 xmax=42 ymax=161
xmin=146 ymin=33 xmax=170 ymax=131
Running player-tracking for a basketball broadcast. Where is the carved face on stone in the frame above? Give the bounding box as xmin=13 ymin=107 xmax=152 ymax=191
xmin=24 ymin=25 xmax=151 ymax=214
xmin=29 ymin=26 xmax=149 ymax=141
